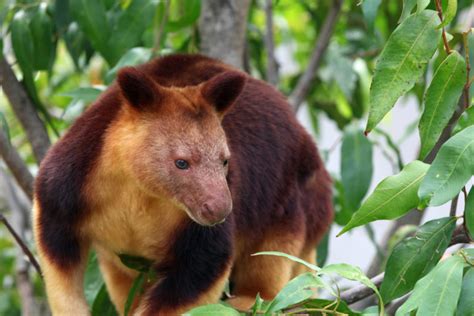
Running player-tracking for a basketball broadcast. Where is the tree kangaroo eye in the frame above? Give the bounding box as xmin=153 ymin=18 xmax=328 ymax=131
xmin=175 ymin=159 xmax=190 ymax=170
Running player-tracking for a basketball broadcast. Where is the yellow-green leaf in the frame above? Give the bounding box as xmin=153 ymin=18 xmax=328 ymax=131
xmin=366 ymin=10 xmax=441 ymax=133
xmin=419 ymin=51 xmax=466 ymax=159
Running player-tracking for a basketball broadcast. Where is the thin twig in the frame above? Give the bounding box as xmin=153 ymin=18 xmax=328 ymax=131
xmin=289 ymin=0 xmax=343 ymax=112
xmin=0 ymin=129 xmax=34 ymax=200
xmin=263 ymin=0 xmax=279 ymax=86
xmin=0 ymin=56 xmax=50 ymax=163
xmin=0 ymin=214 xmax=42 ymax=277
xmin=434 ymin=0 xmax=451 ymax=55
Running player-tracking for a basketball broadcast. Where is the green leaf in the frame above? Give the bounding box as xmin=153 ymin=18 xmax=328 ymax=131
xmin=185 ymin=304 xmax=241 ymax=316
xmin=418 ymin=126 xmax=474 ymax=208
xmin=419 ymin=51 xmax=466 ymax=159
xmin=303 ymin=299 xmax=360 ymax=316
xmin=340 ymin=126 xmax=373 ymax=222
xmin=399 ymin=0 xmax=417 ymax=23
xmin=84 ymin=252 xmax=104 ymax=306
xmin=453 ymin=106 xmax=474 ymax=135
xmin=338 ymin=161 xmax=429 ymax=235
xmin=416 ymin=255 xmax=464 ymax=315
xmin=265 ymin=273 xmax=325 ymax=314
xmin=64 ymin=22 xmax=88 ymax=69
xmin=61 ymin=87 xmax=104 ymax=103
xmin=465 ymin=188 xmax=474 ymax=240
xmin=69 ymin=0 xmax=113 ymax=64
xmin=380 ymin=217 xmax=456 ymax=302
xmin=92 ymin=284 xmax=118 ymax=316
xmin=107 ymin=0 xmax=156 ymax=65
xmin=365 ymin=11 xmax=441 ymax=133
xmin=437 ymin=0 xmax=457 ymax=29
xmin=105 ymin=47 xmax=152 ymax=83
xmin=456 ymin=268 xmax=474 ymax=316
xmin=252 ymin=251 xmax=320 ymax=272
xmin=362 ymin=0 xmax=382 ymax=32
xmin=11 ymin=10 xmax=34 ymax=75
xmin=316 ymin=230 xmax=330 ymax=267
xmin=251 ymin=293 xmax=264 ymax=316
xmin=30 ymin=3 xmax=56 ymax=70
xmin=124 ymin=272 xmax=145 ymax=316
xmin=320 ymin=264 xmax=384 ymax=315
xmin=166 ymin=0 xmax=201 ymax=32
xmin=416 ymin=0 xmax=430 ymax=13
xmin=118 ymin=254 xmax=153 ymax=273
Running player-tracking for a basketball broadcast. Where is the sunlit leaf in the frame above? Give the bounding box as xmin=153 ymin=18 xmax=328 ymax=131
xmin=365 ymin=11 xmax=441 ymax=133
xmin=380 ymin=217 xmax=456 ymax=302
xmin=419 ymin=51 xmax=466 ymax=159
xmin=185 ymin=304 xmax=240 ymax=316
xmin=252 ymin=251 xmax=320 ymax=271
xmin=418 ymin=126 xmax=474 ymax=208
xmin=339 ymin=161 xmax=429 ymax=235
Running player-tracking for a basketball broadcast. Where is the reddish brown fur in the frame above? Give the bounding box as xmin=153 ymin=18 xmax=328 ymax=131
xmin=33 ymin=54 xmax=333 ymax=315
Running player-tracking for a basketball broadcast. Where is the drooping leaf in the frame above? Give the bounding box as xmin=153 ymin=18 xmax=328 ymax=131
xmin=105 ymin=47 xmax=152 ymax=83
xmin=91 ymin=284 xmax=118 ymax=316
xmin=63 ymin=22 xmax=88 ymax=69
xmin=30 ymin=3 xmax=56 ymax=70
xmin=362 ymin=0 xmax=382 ymax=32
xmin=251 ymin=293 xmax=264 ymax=316
xmin=265 ymin=273 xmax=325 ymax=314
xmin=380 ymin=217 xmax=456 ymax=302
xmin=415 ymin=255 xmax=464 ymax=315
xmin=465 ymin=188 xmax=474 ymax=240
xmin=419 ymin=51 xmax=466 ymax=159
xmin=437 ymin=0 xmax=457 ymax=29
xmin=185 ymin=304 xmax=241 ymax=316
xmin=456 ymin=268 xmax=474 ymax=316
xmin=340 ymin=126 xmax=373 ymax=223
xmin=320 ymin=263 xmax=384 ymax=315
xmin=365 ymin=11 xmax=441 ymax=133
xmin=11 ymin=10 xmax=34 ymax=76
xmin=418 ymin=126 xmax=474 ymax=208
xmin=316 ymin=229 xmax=330 ymax=267
xmin=107 ymin=0 xmax=156 ymax=65
xmin=396 ymin=254 xmax=464 ymax=316
xmin=252 ymin=251 xmax=320 ymax=272
xmin=323 ymin=44 xmax=358 ymax=100
xmin=124 ymin=272 xmax=145 ymax=316
xmin=338 ymin=161 xmax=429 ymax=235
xmin=69 ymin=0 xmax=113 ymax=64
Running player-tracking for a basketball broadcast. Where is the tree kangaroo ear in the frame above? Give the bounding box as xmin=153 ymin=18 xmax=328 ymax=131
xmin=201 ymin=71 xmax=246 ymax=114
xmin=117 ymin=67 xmax=164 ymax=110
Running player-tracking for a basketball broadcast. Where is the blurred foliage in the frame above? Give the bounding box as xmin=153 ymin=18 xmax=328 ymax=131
xmin=1 ymin=0 xmax=474 ymax=315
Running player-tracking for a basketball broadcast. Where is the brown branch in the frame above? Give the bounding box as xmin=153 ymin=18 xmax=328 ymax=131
xmin=264 ymin=0 xmax=278 ymax=86
xmin=0 ymin=129 xmax=34 ymax=200
xmin=288 ymin=0 xmax=343 ymax=112
xmin=0 ymin=214 xmax=42 ymax=277
xmin=0 ymin=56 xmax=50 ymax=163
xmin=434 ymin=0 xmax=451 ymax=55
xmin=463 ymin=32 xmax=471 ymax=109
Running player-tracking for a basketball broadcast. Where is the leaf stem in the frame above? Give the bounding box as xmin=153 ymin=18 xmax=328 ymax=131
xmin=434 ymin=0 xmax=451 ymax=55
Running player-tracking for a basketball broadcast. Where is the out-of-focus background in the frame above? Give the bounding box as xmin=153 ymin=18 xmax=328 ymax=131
xmin=0 ymin=0 xmax=473 ymax=315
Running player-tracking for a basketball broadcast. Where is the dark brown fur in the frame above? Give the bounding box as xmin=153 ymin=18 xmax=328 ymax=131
xmin=34 ymin=54 xmax=333 ymax=315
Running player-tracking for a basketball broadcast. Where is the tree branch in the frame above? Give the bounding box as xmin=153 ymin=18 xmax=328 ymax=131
xmin=0 ymin=129 xmax=34 ymax=200
xmin=0 ymin=56 xmax=50 ymax=163
xmin=288 ymin=0 xmax=343 ymax=112
xmin=264 ymin=0 xmax=278 ymax=86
